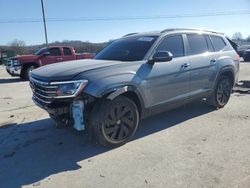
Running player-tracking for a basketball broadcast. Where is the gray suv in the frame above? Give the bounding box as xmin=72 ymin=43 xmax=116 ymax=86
xmin=30 ymin=28 xmax=239 ymax=147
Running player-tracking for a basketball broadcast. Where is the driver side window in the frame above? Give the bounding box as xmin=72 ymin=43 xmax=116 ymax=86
xmin=156 ymin=35 xmax=184 ymax=58
xmin=48 ymin=48 xmax=61 ymax=56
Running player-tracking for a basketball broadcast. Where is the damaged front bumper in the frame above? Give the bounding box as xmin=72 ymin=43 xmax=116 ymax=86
xmin=32 ymin=96 xmax=85 ymax=131
xmin=30 ymin=77 xmax=96 ymax=131
xmin=32 ymin=93 xmax=96 ymax=131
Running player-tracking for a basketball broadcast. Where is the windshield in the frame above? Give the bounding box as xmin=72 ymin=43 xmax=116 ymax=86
xmin=95 ymin=35 xmax=158 ymax=61
xmin=34 ymin=47 xmax=47 ymax=55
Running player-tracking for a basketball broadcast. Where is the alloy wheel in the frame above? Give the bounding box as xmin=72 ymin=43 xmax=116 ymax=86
xmin=216 ymin=79 xmax=231 ymax=106
xmin=103 ymin=104 xmax=136 ymax=143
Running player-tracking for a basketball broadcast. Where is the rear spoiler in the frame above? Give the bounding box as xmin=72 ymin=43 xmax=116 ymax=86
xmin=226 ymin=37 xmax=238 ymax=51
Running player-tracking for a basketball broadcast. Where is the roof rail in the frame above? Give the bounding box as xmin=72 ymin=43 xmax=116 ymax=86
xmin=123 ymin=32 xmax=138 ymax=37
xmin=161 ymin=28 xmax=224 ymax=35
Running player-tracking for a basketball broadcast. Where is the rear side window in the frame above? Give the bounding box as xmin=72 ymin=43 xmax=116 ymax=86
xmin=156 ymin=35 xmax=184 ymax=57
xmin=63 ymin=47 xmax=72 ymax=56
xmin=48 ymin=48 xmax=61 ymax=56
xmin=187 ymin=34 xmax=208 ymax=55
xmin=205 ymin=35 xmax=214 ymax=52
xmin=210 ymin=36 xmax=226 ymax=51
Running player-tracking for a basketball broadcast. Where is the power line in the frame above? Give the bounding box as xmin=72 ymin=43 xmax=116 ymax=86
xmin=0 ymin=11 xmax=250 ymax=24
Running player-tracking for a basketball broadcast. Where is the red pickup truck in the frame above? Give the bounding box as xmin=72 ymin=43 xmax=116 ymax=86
xmin=6 ymin=46 xmax=94 ymax=80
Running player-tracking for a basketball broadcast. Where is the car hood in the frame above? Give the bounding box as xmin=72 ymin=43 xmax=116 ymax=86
xmin=31 ymin=59 xmax=142 ymax=81
xmin=15 ymin=55 xmax=39 ymax=62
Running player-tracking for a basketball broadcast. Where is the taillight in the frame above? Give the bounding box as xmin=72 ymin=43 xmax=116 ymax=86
xmin=234 ymin=54 xmax=240 ymax=62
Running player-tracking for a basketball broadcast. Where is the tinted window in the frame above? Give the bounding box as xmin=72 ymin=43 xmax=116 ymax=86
xmin=187 ymin=34 xmax=208 ymax=55
xmin=48 ymin=48 xmax=61 ymax=56
xmin=95 ymin=36 xmax=158 ymax=61
xmin=63 ymin=47 xmax=72 ymax=56
xmin=210 ymin=36 xmax=226 ymax=51
xmin=156 ymin=35 xmax=184 ymax=57
xmin=205 ymin=35 xmax=214 ymax=52
xmin=34 ymin=47 xmax=46 ymax=55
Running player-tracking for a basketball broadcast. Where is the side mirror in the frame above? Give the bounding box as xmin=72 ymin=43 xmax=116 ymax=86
xmin=43 ymin=51 xmax=50 ymax=56
xmin=151 ymin=51 xmax=173 ymax=63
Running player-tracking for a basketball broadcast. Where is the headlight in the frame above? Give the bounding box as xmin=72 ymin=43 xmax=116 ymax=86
xmin=50 ymin=80 xmax=88 ymax=98
xmin=13 ymin=59 xmax=20 ymax=66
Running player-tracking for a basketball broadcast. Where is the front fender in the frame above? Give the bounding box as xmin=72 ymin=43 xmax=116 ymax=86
xmin=83 ymin=72 xmax=143 ymax=97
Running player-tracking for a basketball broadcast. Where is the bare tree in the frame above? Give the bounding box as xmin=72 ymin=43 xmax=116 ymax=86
xmin=8 ymin=39 xmax=27 ymax=55
xmin=246 ymin=35 xmax=250 ymax=42
xmin=232 ymin=32 xmax=243 ymax=40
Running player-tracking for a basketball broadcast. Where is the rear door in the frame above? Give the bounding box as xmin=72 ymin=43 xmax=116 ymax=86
xmin=40 ymin=47 xmax=63 ymax=65
xmin=185 ymin=33 xmax=217 ymax=96
xmin=62 ymin=47 xmax=75 ymax=61
xmin=143 ymin=35 xmax=190 ymax=107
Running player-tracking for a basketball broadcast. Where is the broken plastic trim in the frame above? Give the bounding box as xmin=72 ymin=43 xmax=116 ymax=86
xmin=107 ymin=86 xmax=128 ymax=100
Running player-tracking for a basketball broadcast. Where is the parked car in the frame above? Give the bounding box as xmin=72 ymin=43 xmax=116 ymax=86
xmin=243 ymin=49 xmax=250 ymax=62
xmin=30 ymin=28 xmax=239 ymax=147
xmin=6 ymin=46 xmax=94 ymax=80
xmin=237 ymin=45 xmax=250 ymax=58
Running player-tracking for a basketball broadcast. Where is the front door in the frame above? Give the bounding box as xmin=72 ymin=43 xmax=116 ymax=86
xmin=40 ymin=47 xmax=63 ymax=66
xmin=141 ymin=35 xmax=190 ymax=108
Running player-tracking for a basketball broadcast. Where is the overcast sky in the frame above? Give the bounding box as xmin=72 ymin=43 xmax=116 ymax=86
xmin=0 ymin=0 xmax=250 ymax=45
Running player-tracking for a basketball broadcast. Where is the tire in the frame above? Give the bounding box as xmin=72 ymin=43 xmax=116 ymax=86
xmin=89 ymin=96 xmax=139 ymax=147
xmin=208 ymin=75 xmax=232 ymax=108
xmin=23 ymin=66 xmax=36 ymax=80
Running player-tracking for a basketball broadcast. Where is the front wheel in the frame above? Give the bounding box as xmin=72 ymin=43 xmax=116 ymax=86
xmin=208 ymin=75 xmax=232 ymax=108
xmin=22 ymin=66 xmax=36 ymax=80
xmin=89 ymin=96 xmax=139 ymax=147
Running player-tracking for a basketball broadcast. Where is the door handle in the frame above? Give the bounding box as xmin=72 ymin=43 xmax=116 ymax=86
xmin=57 ymin=58 xmax=63 ymax=61
xmin=181 ymin=63 xmax=190 ymax=69
xmin=210 ymin=59 xmax=217 ymax=64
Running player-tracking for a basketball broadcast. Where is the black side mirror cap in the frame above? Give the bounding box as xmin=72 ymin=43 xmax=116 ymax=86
xmin=150 ymin=51 xmax=173 ymax=63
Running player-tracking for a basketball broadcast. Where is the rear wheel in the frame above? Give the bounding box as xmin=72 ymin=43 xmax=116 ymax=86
xmin=89 ymin=96 xmax=139 ymax=147
xmin=208 ymin=75 xmax=232 ymax=108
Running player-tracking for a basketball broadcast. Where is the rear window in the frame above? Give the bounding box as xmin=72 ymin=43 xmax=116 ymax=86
xmin=210 ymin=36 xmax=226 ymax=51
xmin=187 ymin=34 xmax=208 ymax=55
xmin=205 ymin=35 xmax=214 ymax=52
xmin=63 ymin=47 xmax=72 ymax=56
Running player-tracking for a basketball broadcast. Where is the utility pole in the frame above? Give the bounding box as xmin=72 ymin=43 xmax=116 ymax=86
xmin=41 ymin=0 xmax=48 ymax=46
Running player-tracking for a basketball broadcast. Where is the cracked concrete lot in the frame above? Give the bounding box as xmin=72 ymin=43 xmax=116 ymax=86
xmin=0 ymin=63 xmax=250 ymax=188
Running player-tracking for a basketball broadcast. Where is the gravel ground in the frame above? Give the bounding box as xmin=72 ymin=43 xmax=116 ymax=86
xmin=0 ymin=63 xmax=250 ymax=188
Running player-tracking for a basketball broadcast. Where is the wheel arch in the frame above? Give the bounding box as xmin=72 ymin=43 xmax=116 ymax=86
xmin=22 ymin=62 xmax=40 ymax=69
xmin=101 ymin=85 xmax=145 ymax=118
xmin=20 ymin=62 xmax=40 ymax=79
xmin=214 ymin=67 xmax=235 ymax=89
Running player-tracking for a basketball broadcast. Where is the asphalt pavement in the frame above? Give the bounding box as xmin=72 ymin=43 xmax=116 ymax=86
xmin=0 ymin=63 xmax=250 ymax=188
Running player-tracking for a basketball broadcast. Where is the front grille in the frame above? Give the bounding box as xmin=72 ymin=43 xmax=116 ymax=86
xmin=30 ymin=77 xmax=58 ymax=104
xmin=7 ymin=59 xmax=12 ymax=66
